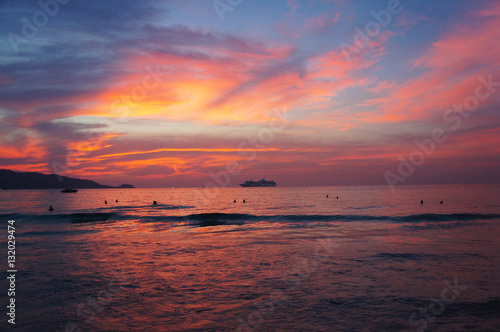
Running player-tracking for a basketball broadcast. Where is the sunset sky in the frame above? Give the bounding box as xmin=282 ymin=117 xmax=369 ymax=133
xmin=1 ymin=0 xmax=499 ymax=187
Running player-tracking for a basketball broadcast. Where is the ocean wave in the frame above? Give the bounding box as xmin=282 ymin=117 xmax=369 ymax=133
xmin=69 ymin=213 xmax=115 ymax=223
xmin=394 ymin=213 xmax=500 ymax=222
xmin=374 ymin=252 xmax=443 ymax=261
xmin=0 ymin=212 xmax=117 ymax=224
xmin=3 ymin=212 xmax=500 ymax=225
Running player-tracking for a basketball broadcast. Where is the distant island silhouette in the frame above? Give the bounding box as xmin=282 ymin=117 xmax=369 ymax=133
xmin=0 ymin=169 xmax=135 ymax=190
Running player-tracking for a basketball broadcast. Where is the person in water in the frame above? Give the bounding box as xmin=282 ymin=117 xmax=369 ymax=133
xmin=105 ymin=200 xmax=108 ymax=204
xmin=153 ymin=201 xmax=158 ymax=205
xmin=116 ymin=199 xmax=119 ymax=202
xmin=48 ymin=206 xmax=54 ymax=211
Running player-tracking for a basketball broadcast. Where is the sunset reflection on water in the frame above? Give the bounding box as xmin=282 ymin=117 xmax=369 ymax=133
xmin=4 ymin=185 xmax=500 ymax=330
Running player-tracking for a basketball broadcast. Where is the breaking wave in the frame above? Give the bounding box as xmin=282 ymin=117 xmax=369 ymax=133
xmin=3 ymin=212 xmax=499 ymax=225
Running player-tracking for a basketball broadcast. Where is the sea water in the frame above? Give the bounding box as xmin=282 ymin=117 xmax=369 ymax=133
xmin=1 ymin=184 xmax=499 ymax=331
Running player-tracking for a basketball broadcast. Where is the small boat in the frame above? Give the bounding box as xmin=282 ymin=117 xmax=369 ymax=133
xmin=61 ymin=188 xmax=78 ymax=193
xmin=239 ymin=178 xmax=277 ymax=187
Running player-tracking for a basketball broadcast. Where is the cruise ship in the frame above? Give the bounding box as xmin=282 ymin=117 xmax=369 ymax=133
xmin=239 ymin=178 xmax=277 ymax=187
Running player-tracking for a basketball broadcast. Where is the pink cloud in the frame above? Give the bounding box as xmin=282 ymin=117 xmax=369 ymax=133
xmin=363 ymin=2 xmax=500 ymax=124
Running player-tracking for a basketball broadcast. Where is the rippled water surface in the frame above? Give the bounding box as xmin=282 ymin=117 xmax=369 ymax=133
xmin=1 ymin=185 xmax=499 ymax=331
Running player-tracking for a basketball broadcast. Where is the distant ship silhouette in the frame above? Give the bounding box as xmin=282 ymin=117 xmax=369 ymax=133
xmin=239 ymin=178 xmax=277 ymax=187
xmin=61 ymin=188 xmax=78 ymax=193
